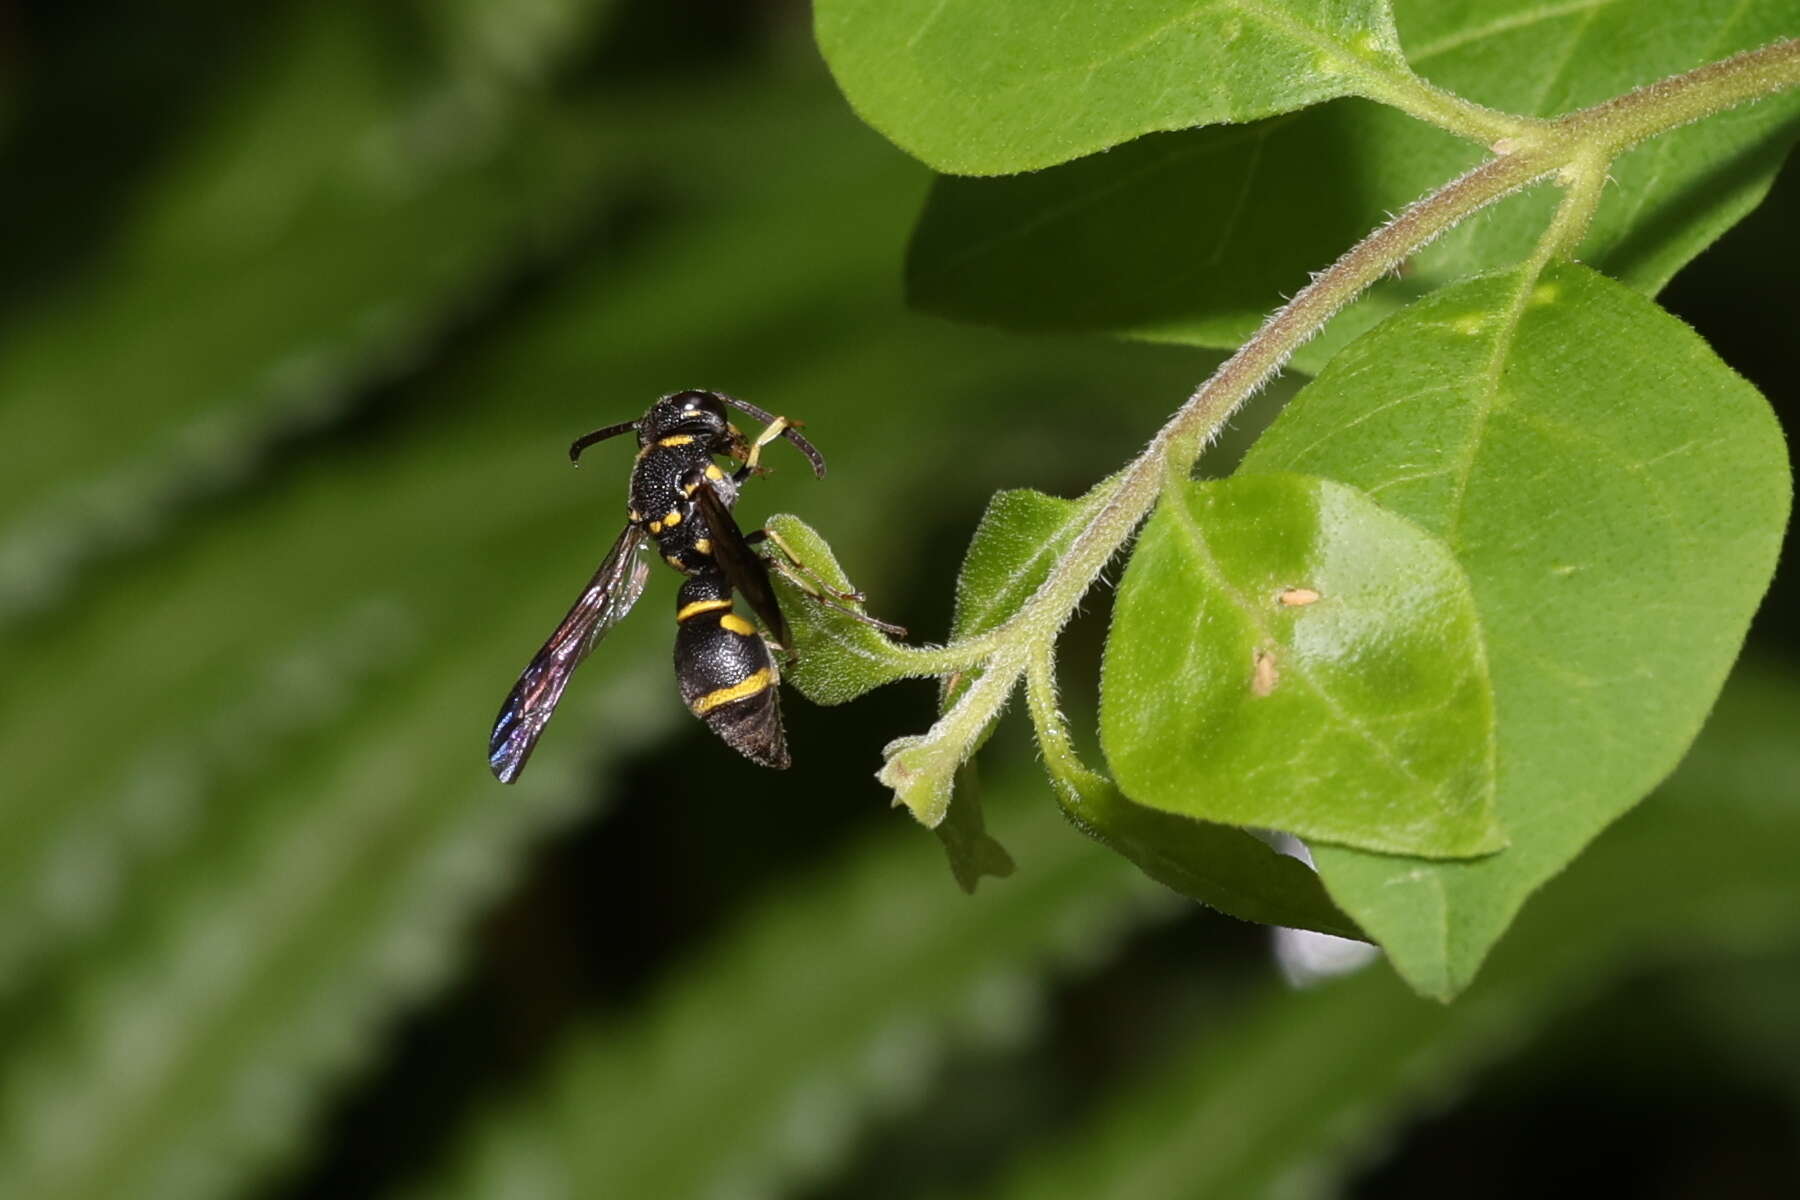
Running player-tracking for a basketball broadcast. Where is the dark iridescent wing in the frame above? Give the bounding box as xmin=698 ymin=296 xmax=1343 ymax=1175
xmin=489 ymin=524 xmax=650 ymax=783
xmin=693 ymin=480 xmax=788 ymax=648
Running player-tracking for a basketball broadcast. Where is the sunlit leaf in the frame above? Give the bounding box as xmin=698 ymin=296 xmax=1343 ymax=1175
xmin=904 ymin=0 xmax=1800 ymax=367
xmin=917 ymin=482 xmax=1135 ymax=881
xmin=951 ymin=484 xmax=1119 ymax=644
xmin=1102 ymin=472 xmax=1500 ymax=858
xmin=963 ymin=486 xmax=1360 ymax=930
xmin=815 ymin=0 xmax=1411 ymax=174
xmin=942 ymin=480 xmax=1122 ymax=718
xmin=1242 ymin=262 xmax=1789 ymax=997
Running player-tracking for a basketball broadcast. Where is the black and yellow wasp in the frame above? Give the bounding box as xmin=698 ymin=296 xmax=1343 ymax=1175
xmin=488 ymin=389 xmax=897 ymax=783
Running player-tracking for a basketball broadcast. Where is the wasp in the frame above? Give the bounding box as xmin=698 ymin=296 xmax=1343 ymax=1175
xmin=488 ymin=389 xmax=899 ymax=783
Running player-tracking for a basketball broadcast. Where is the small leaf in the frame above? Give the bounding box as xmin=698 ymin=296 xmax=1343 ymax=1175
xmin=941 ymin=480 xmax=1120 ymax=713
xmin=1242 ymin=262 xmax=1790 ymax=997
xmin=902 ymin=482 xmax=1124 ymax=857
xmin=933 ymin=762 xmax=1017 ymax=893
xmin=904 ymin=0 xmax=1800 ymax=365
xmin=766 ymin=515 xmax=998 ymax=843
xmin=814 ymin=0 xmax=1411 ymax=174
xmin=1101 ymin=472 xmax=1501 ymax=857
xmin=763 ymin=512 xmax=918 ymax=705
xmin=952 ymin=482 xmax=1121 ymax=641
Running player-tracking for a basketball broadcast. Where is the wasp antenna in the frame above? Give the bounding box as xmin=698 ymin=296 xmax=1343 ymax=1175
xmin=783 ymin=426 xmax=828 ymax=479
xmin=569 ymin=419 xmax=640 ymax=464
xmin=718 ymin=393 xmax=827 ymax=478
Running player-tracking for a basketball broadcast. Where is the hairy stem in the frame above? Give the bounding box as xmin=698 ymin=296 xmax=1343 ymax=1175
xmin=1357 ymin=71 xmax=1538 ymax=144
xmin=1540 ymin=150 xmax=1610 ymax=263
xmin=1003 ymin=37 xmax=1800 ymax=655
xmin=884 ymin=36 xmax=1800 ymax=822
xmin=1559 ymin=37 xmax=1800 ymax=156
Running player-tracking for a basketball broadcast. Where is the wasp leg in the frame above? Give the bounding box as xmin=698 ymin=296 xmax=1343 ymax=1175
xmin=748 ymin=527 xmax=908 ymax=638
xmin=729 ymin=415 xmax=791 ymax=482
xmin=749 ymin=527 xmax=851 ymax=596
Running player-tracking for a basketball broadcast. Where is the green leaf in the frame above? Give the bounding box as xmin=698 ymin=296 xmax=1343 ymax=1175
xmin=963 ymin=485 xmax=1362 ymax=929
xmin=814 ymin=0 xmax=1412 ymax=174
xmin=405 ymin=764 xmax=1166 ymax=1200
xmin=985 ymin=668 xmax=1800 ymax=1200
xmin=764 ymin=512 xmax=920 ymax=705
xmin=904 ymin=0 xmax=1800 ymax=365
xmin=941 ymin=480 xmax=1120 ymax=722
xmin=1036 ymin=710 xmax=1361 ymax=938
xmin=932 ymin=762 xmax=1018 ymax=893
xmin=1101 ymin=472 xmax=1501 ymax=857
xmin=1241 ymin=262 xmax=1790 ymax=998
xmin=767 ymin=505 xmax=1087 ymax=887
xmin=912 ymin=485 xmax=1124 ymax=882
xmin=925 ymin=482 xmax=1121 ymax=882
xmin=952 ymin=484 xmax=1118 ymax=642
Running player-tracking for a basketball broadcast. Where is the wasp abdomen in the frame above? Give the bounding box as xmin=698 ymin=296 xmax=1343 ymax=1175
xmin=673 ymin=572 xmax=788 ymax=769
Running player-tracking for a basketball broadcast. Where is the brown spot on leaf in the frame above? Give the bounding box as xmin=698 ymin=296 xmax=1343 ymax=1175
xmin=1252 ymin=649 xmax=1278 ymax=697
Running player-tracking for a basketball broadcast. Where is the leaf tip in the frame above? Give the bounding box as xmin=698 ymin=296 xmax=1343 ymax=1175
xmin=877 ymin=735 xmax=955 ymax=828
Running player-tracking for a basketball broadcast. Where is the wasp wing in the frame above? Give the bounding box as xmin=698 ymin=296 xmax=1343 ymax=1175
xmin=489 ymin=524 xmax=650 ymax=783
xmin=693 ymin=479 xmax=789 ymax=648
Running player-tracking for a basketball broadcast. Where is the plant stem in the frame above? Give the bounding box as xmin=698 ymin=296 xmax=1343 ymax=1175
xmin=1358 ymin=72 xmax=1538 ymax=144
xmin=1541 ymin=150 xmax=1609 ymax=262
xmin=1560 ymin=37 xmax=1800 ymax=156
xmin=883 ymin=36 xmax=1800 ymax=818
xmin=985 ymin=147 xmax=1554 ymax=670
xmin=1001 ymin=36 xmax=1800 ymax=657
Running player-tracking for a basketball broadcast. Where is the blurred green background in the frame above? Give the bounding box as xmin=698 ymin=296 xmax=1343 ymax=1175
xmin=1 ymin=2 xmax=1796 ymax=1197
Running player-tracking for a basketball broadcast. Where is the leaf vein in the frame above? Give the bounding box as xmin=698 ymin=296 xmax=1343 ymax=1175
xmin=1442 ymin=269 xmax=1542 ymax=544
xmin=904 ymin=0 xmax=955 ymax=50
xmin=1406 ymin=0 xmax=1622 ymax=65
xmin=1162 ymin=487 xmax=1432 ymax=795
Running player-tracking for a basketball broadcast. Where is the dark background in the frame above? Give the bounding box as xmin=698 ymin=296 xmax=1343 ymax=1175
xmin=1 ymin=2 xmax=1795 ymax=1197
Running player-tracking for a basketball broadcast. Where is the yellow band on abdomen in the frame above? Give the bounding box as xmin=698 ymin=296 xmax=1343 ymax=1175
xmin=676 ymin=598 xmax=733 ymax=622
xmin=691 ymin=667 xmax=774 ymax=715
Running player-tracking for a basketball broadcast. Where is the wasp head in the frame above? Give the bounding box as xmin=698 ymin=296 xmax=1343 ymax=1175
xmin=640 ymin=390 xmax=731 ymax=446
